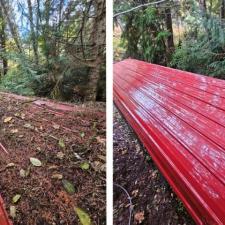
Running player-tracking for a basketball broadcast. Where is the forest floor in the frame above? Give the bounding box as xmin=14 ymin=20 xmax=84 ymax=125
xmin=113 ymin=106 xmax=195 ymax=225
xmin=0 ymin=92 xmax=106 ymax=225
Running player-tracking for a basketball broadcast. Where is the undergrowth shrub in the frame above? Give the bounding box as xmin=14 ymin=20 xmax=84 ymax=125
xmin=32 ymin=65 xmax=91 ymax=102
xmin=170 ymin=5 xmax=225 ymax=79
xmin=0 ymin=67 xmax=34 ymax=96
xmin=0 ymin=52 xmax=105 ymax=102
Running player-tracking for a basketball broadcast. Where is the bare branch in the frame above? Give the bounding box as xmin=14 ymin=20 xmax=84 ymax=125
xmin=113 ymin=0 xmax=168 ymax=17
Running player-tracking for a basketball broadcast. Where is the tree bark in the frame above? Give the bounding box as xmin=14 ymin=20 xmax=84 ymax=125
xmin=43 ymin=0 xmax=51 ymax=65
xmin=57 ymin=0 xmax=64 ymax=55
xmin=27 ymin=0 xmax=39 ymax=65
xmin=199 ymin=0 xmax=207 ymax=13
xmin=85 ymin=0 xmax=106 ymax=101
xmin=0 ymin=7 xmax=7 ymax=75
xmin=165 ymin=8 xmax=174 ymax=51
xmin=221 ymin=0 xmax=225 ymax=20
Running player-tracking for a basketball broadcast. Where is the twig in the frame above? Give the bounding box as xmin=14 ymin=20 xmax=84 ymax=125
xmin=113 ymin=0 xmax=167 ymax=18
xmin=21 ymin=99 xmax=36 ymax=104
xmin=114 ymin=183 xmax=133 ymax=225
xmin=0 ymin=142 xmax=8 ymax=154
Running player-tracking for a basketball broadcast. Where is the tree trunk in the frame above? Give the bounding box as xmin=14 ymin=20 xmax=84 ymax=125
xmin=0 ymin=7 xmax=7 ymax=75
xmin=199 ymin=0 xmax=207 ymax=13
xmin=85 ymin=0 xmax=106 ymax=101
xmin=43 ymin=0 xmax=51 ymax=65
xmin=221 ymin=0 xmax=225 ymax=20
xmin=165 ymin=8 xmax=174 ymax=52
xmin=57 ymin=0 xmax=64 ymax=56
xmin=1 ymin=29 xmax=7 ymax=76
xmin=36 ymin=0 xmax=41 ymax=26
xmin=27 ymin=0 xmax=39 ymax=65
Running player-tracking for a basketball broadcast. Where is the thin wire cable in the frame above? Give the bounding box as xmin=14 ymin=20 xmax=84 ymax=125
xmin=114 ymin=183 xmax=133 ymax=225
xmin=113 ymin=0 xmax=167 ymax=17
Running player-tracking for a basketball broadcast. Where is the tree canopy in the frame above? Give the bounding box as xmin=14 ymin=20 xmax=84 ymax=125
xmin=0 ymin=0 xmax=106 ymax=101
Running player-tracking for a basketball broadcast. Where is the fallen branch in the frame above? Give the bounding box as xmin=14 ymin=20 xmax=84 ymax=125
xmin=0 ymin=142 xmax=8 ymax=154
xmin=20 ymin=99 xmax=36 ymax=105
xmin=113 ymin=0 xmax=167 ymax=17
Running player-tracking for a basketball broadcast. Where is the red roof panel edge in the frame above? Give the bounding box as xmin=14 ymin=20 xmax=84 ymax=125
xmin=0 ymin=196 xmax=12 ymax=225
xmin=114 ymin=59 xmax=225 ymax=225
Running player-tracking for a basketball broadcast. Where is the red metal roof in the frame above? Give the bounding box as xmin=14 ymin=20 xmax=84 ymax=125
xmin=114 ymin=59 xmax=225 ymax=225
xmin=0 ymin=196 xmax=12 ymax=225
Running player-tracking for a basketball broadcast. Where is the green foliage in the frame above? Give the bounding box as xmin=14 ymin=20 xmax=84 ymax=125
xmin=121 ymin=7 xmax=170 ymax=65
xmin=0 ymin=52 xmax=94 ymax=102
xmin=0 ymin=66 xmax=34 ymax=96
xmin=0 ymin=50 xmax=39 ymax=96
xmin=0 ymin=0 xmax=106 ymax=102
xmin=171 ymin=14 xmax=225 ymax=79
xmin=113 ymin=36 xmax=126 ymax=61
xmin=115 ymin=0 xmax=225 ymax=80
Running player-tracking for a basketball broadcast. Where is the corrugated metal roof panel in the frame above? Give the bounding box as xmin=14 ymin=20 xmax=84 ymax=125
xmin=0 ymin=196 xmax=12 ymax=225
xmin=114 ymin=59 xmax=225 ymax=225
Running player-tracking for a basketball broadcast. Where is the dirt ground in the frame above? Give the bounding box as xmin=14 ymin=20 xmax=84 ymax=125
xmin=0 ymin=93 xmax=106 ymax=225
xmin=113 ymin=106 xmax=195 ymax=225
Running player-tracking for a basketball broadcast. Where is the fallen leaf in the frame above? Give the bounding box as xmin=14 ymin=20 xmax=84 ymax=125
xmin=96 ymin=136 xmax=106 ymax=144
xmin=74 ymin=207 xmax=91 ymax=225
xmin=80 ymin=132 xmax=85 ymax=138
xmin=19 ymin=169 xmax=26 ymax=178
xmin=92 ymin=122 xmax=97 ymax=129
xmin=152 ymin=170 xmax=158 ymax=179
xmin=10 ymin=129 xmax=18 ymax=134
xmin=100 ymin=163 xmax=106 ymax=172
xmin=12 ymin=194 xmax=21 ymax=204
xmin=56 ymin=151 xmax=65 ymax=160
xmin=10 ymin=206 xmax=16 ymax=218
xmin=132 ymin=189 xmax=139 ymax=197
xmin=74 ymin=153 xmax=82 ymax=160
xmin=80 ymin=162 xmax=90 ymax=170
xmin=58 ymin=139 xmax=65 ymax=148
xmin=52 ymin=173 xmax=63 ymax=180
xmin=4 ymin=116 xmax=12 ymax=123
xmin=19 ymin=169 xmax=29 ymax=178
xmin=24 ymin=123 xmax=34 ymax=129
xmin=48 ymin=165 xmax=58 ymax=170
xmin=62 ymin=179 xmax=75 ymax=194
xmin=20 ymin=113 xmax=25 ymax=119
xmin=6 ymin=163 xmax=15 ymax=168
xmin=53 ymin=124 xmax=60 ymax=129
xmin=122 ymin=149 xmax=127 ymax=155
xmin=134 ymin=211 xmax=145 ymax=224
xmin=30 ymin=157 xmax=42 ymax=167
